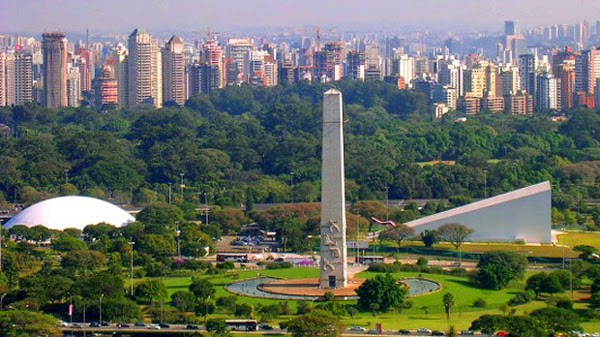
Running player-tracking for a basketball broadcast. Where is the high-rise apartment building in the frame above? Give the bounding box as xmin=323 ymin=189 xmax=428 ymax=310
xmin=535 ymin=73 xmax=560 ymax=110
xmin=464 ymin=66 xmax=486 ymax=98
xmin=95 ymin=64 xmax=118 ymax=107
xmin=0 ymin=54 xmax=5 ymax=106
xmin=187 ymin=63 xmax=220 ymax=96
xmin=519 ymin=54 xmax=537 ymax=96
xmin=162 ymin=35 xmax=186 ymax=106
xmin=42 ymin=32 xmax=68 ymax=107
xmin=575 ymin=49 xmax=600 ymax=95
xmin=505 ymin=21 xmax=519 ymax=35
xmin=66 ymin=65 xmax=81 ymax=107
xmin=200 ymin=38 xmax=225 ymax=88
xmin=555 ymin=62 xmax=575 ymax=110
xmin=11 ymin=52 xmax=33 ymax=105
xmin=314 ymin=42 xmax=344 ymax=81
xmin=390 ymin=54 xmax=414 ymax=88
xmin=226 ymin=38 xmax=254 ymax=85
xmin=127 ymin=29 xmax=161 ymax=107
xmin=112 ymin=44 xmax=128 ymax=108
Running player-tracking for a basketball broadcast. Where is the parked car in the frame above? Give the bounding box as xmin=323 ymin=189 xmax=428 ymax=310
xmin=432 ymin=331 xmax=446 ymax=336
xmin=134 ymin=322 xmax=146 ymax=327
xmin=158 ymin=323 xmax=171 ymax=328
xmin=417 ymin=327 xmax=432 ymax=334
xmin=186 ymin=324 xmax=200 ymax=330
xmin=398 ymin=329 xmax=411 ymax=335
xmin=148 ymin=324 xmax=161 ymax=330
xmin=89 ymin=322 xmax=101 ymax=328
xmin=461 ymin=330 xmax=475 ymax=335
xmin=117 ymin=323 xmax=130 ymax=328
xmin=350 ymin=326 xmax=367 ymax=332
xmin=100 ymin=321 xmax=110 ymax=326
xmin=259 ymin=324 xmax=274 ymax=330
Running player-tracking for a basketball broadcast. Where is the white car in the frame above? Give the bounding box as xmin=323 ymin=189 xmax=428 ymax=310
xmin=350 ymin=326 xmax=367 ymax=332
xmin=417 ymin=327 xmax=432 ymax=334
xmin=148 ymin=324 xmax=161 ymax=330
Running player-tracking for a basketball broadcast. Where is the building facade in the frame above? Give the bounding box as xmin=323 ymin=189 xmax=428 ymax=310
xmin=42 ymin=32 xmax=68 ymax=107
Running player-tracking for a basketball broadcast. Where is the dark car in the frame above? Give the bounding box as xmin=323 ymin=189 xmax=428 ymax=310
xmin=398 ymin=329 xmax=411 ymax=335
xmin=158 ymin=323 xmax=171 ymax=328
xmin=432 ymin=331 xmax=446 ymax=336
xmin=186 ymin=324 xmax=200 ymax=330
xmin=117 ymin=323 xmax=130 ymax=328
xmin=259 ymin=324 xmax=274 ymax=330
xmin=134 ymin=322 xmax=146 ymax=327
xmin=89 ymin=322 xmax=101 ymax=328
xmin=101 ymin=321 xmax=110 ymax=326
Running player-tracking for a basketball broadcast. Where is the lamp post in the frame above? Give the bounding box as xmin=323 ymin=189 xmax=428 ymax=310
xmin=99 ymin=294 xmax=104 ymax=324
xmin=64 ymin=168 xmax=69 ymax=185
xmin=129 ymin=240 xmax=135 ymax=296
xmin=0 ymin=293 xmax=6 ymax=311
xmin=180 ymin=173 xmax=185 ymax=201
xmin=385 ymin=186 xmax=389 ymax=221
xmin=168 ymin=183 xmax=172 ymax=204
xmin=483 ymin=169 xmax=488 ymax=199
xmin=176 ymin=227 xmax=181 ymax=259
xmin=205 ymin=295 xmax=211 ymax=323
xmin=290 ymin=172 xmax=295 ymax=203
xmin=203 ymin=192 xmax=209 ymax=226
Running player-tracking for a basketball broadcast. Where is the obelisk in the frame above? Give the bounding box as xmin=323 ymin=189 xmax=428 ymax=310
xmin=319 ymin=89 xmax=348 ymax=289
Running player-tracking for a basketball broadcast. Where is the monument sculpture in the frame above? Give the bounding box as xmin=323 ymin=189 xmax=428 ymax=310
xmin=319 ymin=89 xmax=348 ymax=289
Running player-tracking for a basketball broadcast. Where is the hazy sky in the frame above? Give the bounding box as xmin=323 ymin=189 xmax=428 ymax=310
xmin=1 ymin=0 xmax=599 ymax=34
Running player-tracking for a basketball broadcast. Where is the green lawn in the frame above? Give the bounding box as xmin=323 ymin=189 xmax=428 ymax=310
xmin=156 ymin=267 xmax=600 ymax=332
xmin=557 ymin=231 xmax=600 ymax=250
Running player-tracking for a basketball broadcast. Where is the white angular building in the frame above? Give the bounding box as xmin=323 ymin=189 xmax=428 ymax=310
xmin=405 ymin=181 xmax=552 ymax=243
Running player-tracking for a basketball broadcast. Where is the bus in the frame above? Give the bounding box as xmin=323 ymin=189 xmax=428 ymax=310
xmin=356 ymin=256 xmax=384 ymax=264
xmin=216 ymin=253 xmax=249 ymax=263
xmin=225 ymin=319 xmax=258 ymax=331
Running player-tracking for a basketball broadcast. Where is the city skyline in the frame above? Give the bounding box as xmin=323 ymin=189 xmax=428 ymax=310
xmin=1 ymin=0 xmax=600 ymax=34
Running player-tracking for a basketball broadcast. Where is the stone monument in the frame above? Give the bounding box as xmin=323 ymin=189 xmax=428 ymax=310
xmin=319 ymin=89 xmax=348 ymax=289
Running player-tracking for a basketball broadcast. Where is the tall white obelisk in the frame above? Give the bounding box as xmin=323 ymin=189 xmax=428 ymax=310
xmin=320 ymin=89 xmax=348 ymax=289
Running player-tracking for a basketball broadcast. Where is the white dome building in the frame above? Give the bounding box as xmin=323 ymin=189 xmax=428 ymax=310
xmin=3 ymin=196 xmax=135 ymax=230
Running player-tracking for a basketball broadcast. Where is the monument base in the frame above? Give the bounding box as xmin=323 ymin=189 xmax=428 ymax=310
xmin=258 ymin=278 xmax=364 ymax=298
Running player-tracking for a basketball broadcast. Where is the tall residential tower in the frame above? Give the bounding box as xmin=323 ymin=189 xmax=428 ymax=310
xmin=42 ymin=32 xmax=68 ymax=107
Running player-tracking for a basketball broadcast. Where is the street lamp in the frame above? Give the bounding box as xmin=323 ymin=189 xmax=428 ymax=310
xmin=64 ymin=168 xmax=69 ymax=185
xmin=483 ymin=169 xmax=488 ymax=199
xmin=0 ymin=293 xmax=7 ymax=311
xmin=180 ymin=173 xmax=185 ymax=201
xmin=203 ymin=192 xmax=209 ymax=226
xmin=175 ymin=227 xmax=181 ymax=259
xmin=290 ymin=172 xmax=295 ymax=203
xmin=128 ymin=240 xmax=135 ymax=296
xmin=99 ymin=294 xmax=104 ymax=324
xmin=384 ymin=186 xmax=389 ymax=221
xmin=168 ymin=183 xmax=173 ymax=204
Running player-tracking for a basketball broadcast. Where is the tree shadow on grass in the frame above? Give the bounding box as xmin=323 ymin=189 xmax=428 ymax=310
xmin=407 ymin=316 xmax=441 ymax=320
xmin=445 ymin=279 xmax=481 ymax=290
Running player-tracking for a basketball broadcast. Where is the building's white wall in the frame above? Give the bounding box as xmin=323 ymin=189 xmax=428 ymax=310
xmin=406 ymin=186 xmax=552 ymax=243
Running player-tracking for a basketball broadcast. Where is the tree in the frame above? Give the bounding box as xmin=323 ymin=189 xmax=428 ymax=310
xmin=189 ymin=277 xmax=215 ymax=300
xmin=206 ymin=318 xmax=227 ymax=334
xmin=437 ymin=223 xmax=474 ymax=251
xmin=134 ymin=280 xmax=167 ymax=304
xmin=474 ymin=251 xmax=528 ymax=290
xmin=171 ymin=291 xmax=196 ymax=312
xmin=529 ymin=307 xmax=582 ymax=334
xmin=378 ymin=224 xmax=415 ymax=252
xmin=286 ymin=310 xmax=346 ymax=337
xmin=573 ymin=245 xmax=599 ymax=260
xmin=470 ymin=314 xmax=508 ymax=334
xmin=525 ymin=272 xmax=548 ymax=299
xmin=356 ymin=273 xmax=407 ymax=312
xmin=51 ymin=235 xmax=87 ymax=252
xmin=443 ymin=292 xmax=455 ymax=321
xmin=61 ymin=249 xmax=108 ymax=276
xmin=0 ymin=310 xmax=61 ymax=337
xmin=420 ymin=229 xmax=440 ymax=247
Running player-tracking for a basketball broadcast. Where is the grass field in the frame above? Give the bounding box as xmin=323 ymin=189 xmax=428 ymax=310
xmin=157 ymin=267 xmax=600 ymax=333
xmin=557 ymin=231 xmax=600 ymax=250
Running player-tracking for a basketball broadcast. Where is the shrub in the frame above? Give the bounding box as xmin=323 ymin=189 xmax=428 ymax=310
xmin=416 ymin=257 xmax=428 ymax=266
xmin=449 ymin=268 xmax=469 ymax=277
xmin=216 ymin=261 xmax=235 ymax=270
xmin=367 ymin=262 xmax=402 ymax=273
xmin=473 ymin=298 xmax=487 ymax=308
xmin=508 ymin=291 xmax=534 ymax=306
xmin=266 ymin=261 xmax=293 ymax=269
xmin=554 ymin=297 xmax=573 ymax=310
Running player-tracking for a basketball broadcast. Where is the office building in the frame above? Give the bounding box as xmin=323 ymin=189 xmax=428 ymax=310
xmin=505 ymin=20 xmax=519 ymax=35
xmin=42 ymin=32 xmax=68 ymax=107
xmin=162 ymin=35 xmax=186 ymax=106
